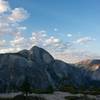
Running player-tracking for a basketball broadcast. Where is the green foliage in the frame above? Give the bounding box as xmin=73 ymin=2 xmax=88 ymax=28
xmin=20 ymin=77 xmax=31 ymax=96
xmin=60 ymin=84 xmax=100 ymax=95
xmin=86 ymin=86 xmax=100 ymax=95
xmin=9 ymin=83 xmax=18 ymax=92
xmin=59 ymin=84 xmax=77 ymax=93
xmin=0 ymin=98 xmax=13 ymax=100
xmin=46 ymin=85 xmax=54 ymax=93
xmin=76 ymin=86 xmax=100 ymax=95
xmin=31 ymin=85 xmax=54 ymax=94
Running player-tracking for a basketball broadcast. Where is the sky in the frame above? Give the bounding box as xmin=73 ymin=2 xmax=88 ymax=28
xmin=0 ymin=0 xmax=100 ymax=63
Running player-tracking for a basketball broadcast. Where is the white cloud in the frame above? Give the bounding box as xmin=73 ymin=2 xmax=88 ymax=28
xmin=0 ymin=31 xmax=68 ymax=54
xmin=9 ymin=8 xmax=29 ymax=22
xmin=44 ymin=36 xmax=60 ymax=46
xmin=0 ymin=47 xmax=21 ymax=53
xmin=75 ymin=37 xmax=95 ymax=44
xmin=0 ymin=0 xmax=10 ymax=13
xmin=0 ymin=15 xmax=26 ymax=35
xmin=10 ymin=33 xmax=29 ymax=50
xmin=0 ymin=0 xmax=99 ymax=63
xmin=0 ymin=1 xmax=28 ymax=36
xmin=52 ymin=49 xmax=100 ymax=63
xmin=29 ymin=32 xmax=62 ymax=50
xmin=67 ymin=33 xmax=72 ymax=37
xmin=10 ymin=36 xmax=24 ymax=47
xmin=17 ymin=26 xmax=27 ymax=30
xmin=0 ymin=39 xmax=6 ymax=46
xmin=0 ymin=31 xmax=99 ymax=63
xmin=0 ymin=0 xmax=29 ymax=53
xmin=54 ymin=28 xmax=58 ymax=32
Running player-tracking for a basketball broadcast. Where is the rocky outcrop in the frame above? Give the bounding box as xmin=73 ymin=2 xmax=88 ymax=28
xmin=0 ymin=46 xmax=100 ymax=93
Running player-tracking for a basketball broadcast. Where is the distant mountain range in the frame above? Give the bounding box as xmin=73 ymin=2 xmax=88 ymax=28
xmin=78 ymin=59 xmax=100 ymax=65
xmin=0 ymin=46 xmax=100 ymax=93
xmin=77 ymin=59 xmax=100 ymax=71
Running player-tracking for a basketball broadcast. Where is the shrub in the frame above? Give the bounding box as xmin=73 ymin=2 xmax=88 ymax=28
xmin=31 ymin=85 xmax=54 ymax=94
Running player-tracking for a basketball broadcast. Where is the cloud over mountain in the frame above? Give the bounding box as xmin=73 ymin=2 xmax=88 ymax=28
xmin=0 ymin=0 xmax=10 ymax=13
xmin=0 ymin=0 xmax=28 ymax=36
xmin=0 ymin=0 xmax=99 ymax=63
xmin=75 ymin=37 xmax=95 ymax=44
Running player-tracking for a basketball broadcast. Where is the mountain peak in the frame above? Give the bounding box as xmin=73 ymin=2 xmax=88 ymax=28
xmin=0 ymin=46 xmax=100 ymax=93
xmin=30 ymin=46 xmax=54 ymax=64
xmin=30 ymin=46 xmax=40 ymax=51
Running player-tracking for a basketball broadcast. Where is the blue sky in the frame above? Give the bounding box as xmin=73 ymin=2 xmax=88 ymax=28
xmin=0 ymin=0 xmax=100 ymax=62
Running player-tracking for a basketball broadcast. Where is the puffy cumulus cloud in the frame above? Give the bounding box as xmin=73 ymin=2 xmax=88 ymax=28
xmin=29 ymin=32 xmax=60 ymax=51
xmin=0 ymin=15 xmax=17 ymax=35
xmin=10 ymin=35 xmax=24 ymax=47
xmin=45 ymin=36 xmax=60 ymax=46
xmin=0 ymin=0 xmax=99 ymax=63
xmin=67 ymin=33 xmax=72 ymax=37
xmin=75 ymin=37 xmax=95 ymax=44
xmin=30 ymin=31 xmax=47 ymax=47
xmin=0 ymin=39 xmax=6 ymax=46
xmin=9 ymin=8 xmax=29 ymax=22
xmin=0 ymin=31 xmax=99 ymax=63
xmin=54 ymin=28 xmax=58 ymax=32
xmin=0 ymin=31 xmax=71 ymax=53
xmin=10 ymin=32 xmax=29 ymax=50
xmin=0 ymin=47 xmax=21 ymax=53
xmin=0 ymin=17 xmax=26 ymax=35
xmin=0 ymin=0 xmax=10 ymax=13
xmin=29 ymin=32 xmax=93 ymax=63
xmin=0 ymin=34 xmax=27 ymax=53
xmin=29 ymin=31 xmax=71 ymax=52
xmin=29 ymin=32 xmax=98 ymax=63
xmin=0 ymin=0 xmax=28 ymax=36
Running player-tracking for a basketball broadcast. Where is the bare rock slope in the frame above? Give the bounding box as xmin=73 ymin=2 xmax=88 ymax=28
xmin=0 ymin=46 xmax=100 ymax=92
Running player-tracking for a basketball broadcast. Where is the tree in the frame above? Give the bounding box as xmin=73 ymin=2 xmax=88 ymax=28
xmin=20 ymin=76 xmax=31 ymax=97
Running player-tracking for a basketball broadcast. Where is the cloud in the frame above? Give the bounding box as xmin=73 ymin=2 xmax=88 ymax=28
xmin=52 ymin=49 xmax=100 ymax=63
xmin=0 ymin=30 xmax=71 ymax=54
xmin=0 ymin=39 xmax=6 ymax=46
xmin=9 ymin=8 xmax=29 ymax=22
xmin=0 ymin=47 xmax=21 ymax=53
xmin=10 ymin=35 xmax=24 ymax=47
xmin=75 ymin=37 xmax=95 ymax=44
xmin=0 ymin=0 xmax=10 ymax=13
xmin=44 ymin=36 xmax=60 ymax=46
xmin=0 ymin=0 xmax=99 ymax=63
xmin=0 ymin=30 xmax=99 ymax=63
xmin=54 ymin=28 xmax=58 ymax=32
xmin=0 ymin=1 xmax=28 ymax=36
xmin=0 ymin=0 xmax=29 ymax=52
xmin=0 ymin=15 xmax=26 ymax=35
xmin=67 ymin=33 xmax=72 ymax=37
xmin=30 ymin=31 xmax=62 ymax=50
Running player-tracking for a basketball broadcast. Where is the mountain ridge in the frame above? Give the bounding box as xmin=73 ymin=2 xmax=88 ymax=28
xmin=0 ymin=46 xmax=100 ymax=93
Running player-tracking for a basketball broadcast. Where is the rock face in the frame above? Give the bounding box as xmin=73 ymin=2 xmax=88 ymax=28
xmin=77 ymin=59 xmax=100 ymax=82
xmin=0 ymin=46 xmax=100 ymax=93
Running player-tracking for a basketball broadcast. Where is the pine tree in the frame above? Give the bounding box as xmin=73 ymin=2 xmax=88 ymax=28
xmin=20 ymin=76 xmax=31 ymax=97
